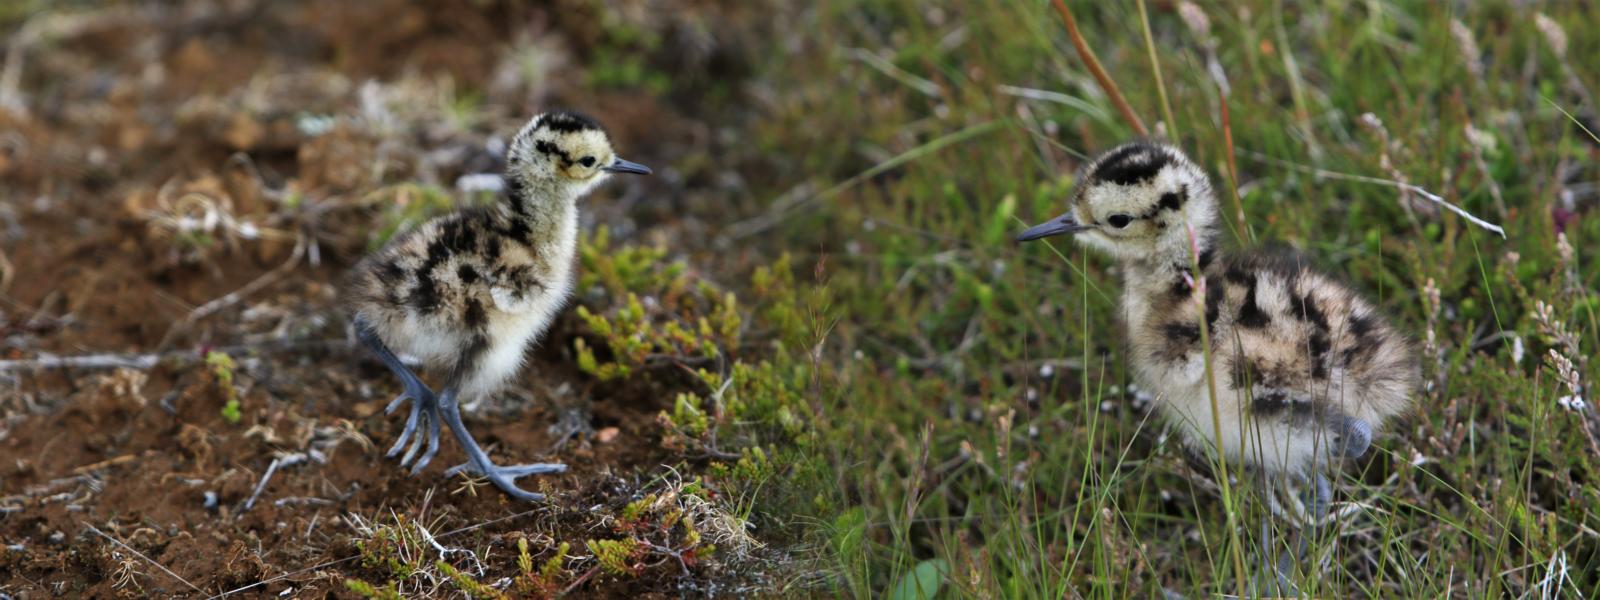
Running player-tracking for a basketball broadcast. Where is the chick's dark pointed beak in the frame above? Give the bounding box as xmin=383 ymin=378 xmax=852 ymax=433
xmin=1016 ymin=213 xmax=1088 ymax=242
xmin=602 ymin=157 xmax=652 ymax=175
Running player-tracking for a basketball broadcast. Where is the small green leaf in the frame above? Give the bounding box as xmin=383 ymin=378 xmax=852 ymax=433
xmin=985 ymin=193 xmax=1017 ymax=246
xmin=832 ymin=507 xmax=866 ymax=562
xmin=888 ymin=558 xmax=949 ymax=600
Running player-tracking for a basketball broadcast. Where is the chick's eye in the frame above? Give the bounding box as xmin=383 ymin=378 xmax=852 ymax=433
xmin=1107 ymin=214 xmax=1133 ymax=228
xmin=579 ymin=156 xmax=597 ymax=167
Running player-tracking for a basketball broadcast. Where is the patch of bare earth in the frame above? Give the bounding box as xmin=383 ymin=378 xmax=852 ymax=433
xmin=1 ymin=0 xmax=791 ymax=596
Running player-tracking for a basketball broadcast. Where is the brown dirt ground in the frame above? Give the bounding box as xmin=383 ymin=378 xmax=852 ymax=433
xmin=0 ymin=1 xmax=790 ymax=597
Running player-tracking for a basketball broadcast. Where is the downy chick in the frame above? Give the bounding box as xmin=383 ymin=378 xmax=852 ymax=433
xmin=348 ymin=111 xmax=651 ymax=501
xmin=1016 ymin=141 xmax=1418 ymax=575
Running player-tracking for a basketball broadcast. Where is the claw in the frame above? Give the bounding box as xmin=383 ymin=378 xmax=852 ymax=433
xmin=400 ymin=410 xmax=427 ymax=466
xmin=387 ymin=400 xmax=422 ymax=458
xmin=491 ymin=476 xmax=549 ymax=502
xmin=410 ymin=414 xmax=443 ymax=474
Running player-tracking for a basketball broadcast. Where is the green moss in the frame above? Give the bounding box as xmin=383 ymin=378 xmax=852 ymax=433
xmin=585 ymin=538 xmax=640 ymax=576
xmin=363 ymin=184 xmax=472 ymax=249
xmin=205 ymin=351 xmax=242 ymax=424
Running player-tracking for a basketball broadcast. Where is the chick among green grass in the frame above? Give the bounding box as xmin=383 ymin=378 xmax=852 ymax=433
xmin=749 ymin=1 xmax=1600 ymax=596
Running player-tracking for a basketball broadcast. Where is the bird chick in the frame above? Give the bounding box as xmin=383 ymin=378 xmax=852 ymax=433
xmin=1016 ymin=141 xmax=1417 ymax=577
xmin=347 ymin=111 xmax=651 ymax=501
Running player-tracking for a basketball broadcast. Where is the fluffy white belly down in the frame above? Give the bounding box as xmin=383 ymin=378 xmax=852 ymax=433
xmin=469 ymin=288 xmax=571 ymax=398
xmin=1143 ymin=360 xmax=1344 ymax=477
xmin=377 ymin=278 xmax=572 ymax=402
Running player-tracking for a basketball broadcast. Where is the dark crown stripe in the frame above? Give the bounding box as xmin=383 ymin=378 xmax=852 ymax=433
xmin=537 ymin=110 xmax=603 ymax=134
xmin=1093 ymin=143 xmax=1172 ymax=186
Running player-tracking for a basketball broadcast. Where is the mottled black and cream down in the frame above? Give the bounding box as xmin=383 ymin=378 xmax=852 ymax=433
xmin=1018 ymin=141 xmax=1418 ymax=485
xmin=347 ymin=111 xmax=650 ymax=501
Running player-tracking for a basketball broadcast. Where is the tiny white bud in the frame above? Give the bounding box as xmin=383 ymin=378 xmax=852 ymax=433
xmin=456 ymin=173 xmax=506 ymax=193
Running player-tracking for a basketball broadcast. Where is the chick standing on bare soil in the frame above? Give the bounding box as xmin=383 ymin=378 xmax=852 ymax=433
xmin=1016 ymin=142 xmax=1417 ymax=579
xmin=348 ymin=111 xmax=651 ymax=502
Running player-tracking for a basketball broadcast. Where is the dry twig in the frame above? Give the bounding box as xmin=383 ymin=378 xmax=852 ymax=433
xmin=1242 ymin=151 xmax=1507 ymax=238
xmin=85 ymin=524 xmax=202 ymax=594
xmin=159 ymin=233 xmax=309 ymax=349
xmin=0 ymin=338 xmax=345 ymax=373
xmin=1050 ymin=0 xmax=1148 ymax=136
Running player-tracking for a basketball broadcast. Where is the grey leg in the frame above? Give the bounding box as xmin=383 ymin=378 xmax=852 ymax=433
xmin=1305 ymin=472 xmax=1332 ymax=519
xmin=1272 ymin=414 xmax=1363 ymax=588
xmin=1273 ymin=472 xmax=1333 ymax=595
xmin=357 ymin=321 xmax=439 ymax=465
xmin=1258 ymin=477 xmax=1302 ymax=597
xmin=434 ymin=384 xmax=567 ymax=502
xmin=1257 ymin=514 xmax=1293 ymax=596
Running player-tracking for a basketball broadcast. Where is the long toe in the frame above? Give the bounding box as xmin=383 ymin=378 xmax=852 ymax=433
xmin=1334 ymin=415 xmax=1372 ymax=459
xmin=488 ymin=462 xmax=567 ymax=501
xmin=483 ymin=470 xmax=560 ymax=502
xmin=444 ymin=461 xmax=566 ymax=478
xmin=409 ymin=415 xmax=443 ymax=474
xmin=490 ymin=478 xmax=547 ymax=502
xmin=445 ymin=461 xmax=566 ymax=502
xmin=495 ymin=462 xmax=568 ymax=477
xmin=399 ymin=410 xmax=428 ymax=466
xmin=386 ymin=400 xmax=423 ymax=458
xmin=385 ymin=393 xmax=409 ymax=415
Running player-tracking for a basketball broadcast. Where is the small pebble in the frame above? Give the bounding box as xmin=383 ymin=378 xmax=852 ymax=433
xmin=596 ymin=426 xmax=620 ymax=444
xmin=203 ymin=491 xmax=219 ymax=510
